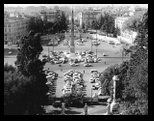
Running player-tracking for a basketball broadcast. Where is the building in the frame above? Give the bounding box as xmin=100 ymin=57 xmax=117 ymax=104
xmin=4 ymin=11 xmax=9 ymax=21
xmin=4 ymin=15 xmax=29 ymax=44
xmin=40 ymin=9 xmax=57 ymax=22
xmin=115 ymin=17 xmax=129 ymax=31
xmin=117 ymin=29 xmax=137 ymax=45
xmin=81 ymin=10 xmax=102 ymax=26
xmin=24 ymin=6 xmax=41 ymax=14
xmin=68 ymin=15 xmax=79 ymax=26
xmin=4 ymin=6 xmax=24 ymax=13
xmin=115 ymin=16 xmax=137 ymax=45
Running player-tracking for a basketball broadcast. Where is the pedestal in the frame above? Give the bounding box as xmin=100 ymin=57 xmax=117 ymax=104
xmin=110 ymin=100 xmax=120 ymax=114
xmin=65 ymin=53 xmax=81 ymax=61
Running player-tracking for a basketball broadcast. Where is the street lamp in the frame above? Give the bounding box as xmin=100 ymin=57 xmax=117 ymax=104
xmin=47 ymin=33 xmax=50 ymax=57
xmin=53 ymin=33 xmax=57 ymax=51
xmin=95 ymin=20 xmax=99 ymax=58
xmin=91 ymin=38 xmax=93 ymax=52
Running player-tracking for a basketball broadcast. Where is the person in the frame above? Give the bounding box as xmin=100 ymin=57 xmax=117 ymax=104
xmin=83 ymin=70 xmax=85 ymax=74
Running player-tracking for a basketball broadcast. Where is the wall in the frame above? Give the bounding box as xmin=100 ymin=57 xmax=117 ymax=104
xmin=4 ymin=17 xmax=29 ymax=44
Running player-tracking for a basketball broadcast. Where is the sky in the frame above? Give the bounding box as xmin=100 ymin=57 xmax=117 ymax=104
xmin=4 ymin=4 xmax=148 ymax=8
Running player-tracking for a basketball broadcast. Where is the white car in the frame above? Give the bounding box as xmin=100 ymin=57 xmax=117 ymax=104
xmin=8 ymin=51 xmax=12 ymax=55
xmin=84 ymin=63 xmax=92 ymax=67
xmin=54 ymin=61 xmax=62 ymax=64
xmin=70 ymin=63 xmax=79 ymax=67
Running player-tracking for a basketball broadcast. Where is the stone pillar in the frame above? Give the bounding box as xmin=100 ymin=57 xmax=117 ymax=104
xmin=107 ymin=99 xmax=112 ymax=115
xmin=110 ymin=75 xmax=120 ymax=114
xmin=112 ymin=75 xmax=119 ymax=101
xmin=61 ymin=103 xmax=65 ymax=115
xmin=84 ymin=103 xmax=88 ymax=115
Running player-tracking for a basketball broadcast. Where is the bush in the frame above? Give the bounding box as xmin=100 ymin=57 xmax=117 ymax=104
xmin=4 ymin=70 xmax=30 ymax=115
xmin=4 ymin=63 xmax=16 ymax=73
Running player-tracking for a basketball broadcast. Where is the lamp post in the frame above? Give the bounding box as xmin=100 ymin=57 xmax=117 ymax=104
xmin=47 ymin=33 xmax=49 ymax=57
xmin=95 ymin=20 xmax=98 ymax=58
xmin=91 ymin=38 xmax=93 ymax=51
xmin=122 ymin=46 xmax=124 ymax=62
xmin=96 ymin=29 xmax=97 ymax=58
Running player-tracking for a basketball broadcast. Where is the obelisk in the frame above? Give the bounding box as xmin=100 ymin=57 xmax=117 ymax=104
xmin=70 ymin=7 xmax=75 ymax=54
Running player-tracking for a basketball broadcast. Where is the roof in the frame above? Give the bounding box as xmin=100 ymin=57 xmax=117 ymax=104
xmin=4 ymin=17 xmax=28 ymax=24
xmin=115 ymin=17 xmax=129 ymax=21
xmin=90 ymin=69 xmax=98 ymax=73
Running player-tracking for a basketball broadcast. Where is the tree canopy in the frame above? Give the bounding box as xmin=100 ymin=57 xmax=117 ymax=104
xmin=28 ymin=10 xmax=68 ymax=35
xmin=122 ymin=10 xmax=146 ymax=32
xmin=11 ymin=30 xmax=49 ymax=115
xmin=99 ymin=10 xmax=148 ymax=115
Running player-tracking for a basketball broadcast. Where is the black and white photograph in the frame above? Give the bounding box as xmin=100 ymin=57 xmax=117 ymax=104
xmin=4 ymin=4 xmax=148 ymax=115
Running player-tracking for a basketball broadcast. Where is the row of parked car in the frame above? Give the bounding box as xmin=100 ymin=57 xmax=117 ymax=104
xmin=42 ymin=51 xmax=69 ymax=65
xmin=44 ymin=69 xmax=58 ymax=96
xmin=41 ymin=50 xmax=102 ymax=67
xmin=62 ymin=70 xmax=86 ymax=106
xmin=89 ymin=69 xmax=103 ymax=98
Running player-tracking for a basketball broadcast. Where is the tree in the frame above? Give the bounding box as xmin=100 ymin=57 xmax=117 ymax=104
xmin=96 ymin=14 xmax=104 ymax=30
xmin=4 ymin=63 xmax=16 ymax=72
xmin=28 ymin=17 xmax=44 ymax=35
xmin=60 ymin=11 xmax=68 ymax=32
xmin=15 ymin=30 xmax=48 ymax=114
xmin=94 ymin=10 xmax=148 ymax=115
xmin=53 ymin=10 xmax=68 ymax=33
xmin=85 ymin=20 xmax=91 ymax=30
xmin=120 ymin=10 xmax=148 ymax=115
xmin=99 ymin=64 xmax=120 ymax=96
xmin=97 ymin=13 xmax=117 ymax=35
xmin=122 ymin=10 xmax=145 ymax=32
xmin=4 ymin=64 xmax=30 ymax=115
xmin=114 ymin=27 xmax=121 ymax=37
xmin=82 ymin=22 xmax=85 ymax=30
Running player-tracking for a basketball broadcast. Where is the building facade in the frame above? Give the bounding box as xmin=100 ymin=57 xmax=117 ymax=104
xmin=115 ymin=17 xmax=129 ymax=31
xmin=4 ymin=15 xmax=29 ymax=44
xmin=115 ymin=16 xmax=138 ymax=45
xmin=81 ymin=10 xmax=101 ymax=27
xmin=40 ymin=9 xmax=57 ymax=22
xmin=117 ymin=29 xmax=137 ymax=45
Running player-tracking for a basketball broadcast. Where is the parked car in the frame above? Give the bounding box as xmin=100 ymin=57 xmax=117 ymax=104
xmin=54 ymin=60 xmax=62 ymax=64
xmin=109 ymin=41 xmax=115 ymax=45
xmin=103 ymin=53 xmax=108 ymax=56
xmin=84 ymin=63 xmax=92 ymax=67
xmin=8 ymin=51 xmax=12 ymax=55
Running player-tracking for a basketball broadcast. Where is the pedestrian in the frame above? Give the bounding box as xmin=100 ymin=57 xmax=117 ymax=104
xmin=83 ymin=70 xmax=85 ymax=74
xmin=61 ymin=68 xmax=63 ymax=72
